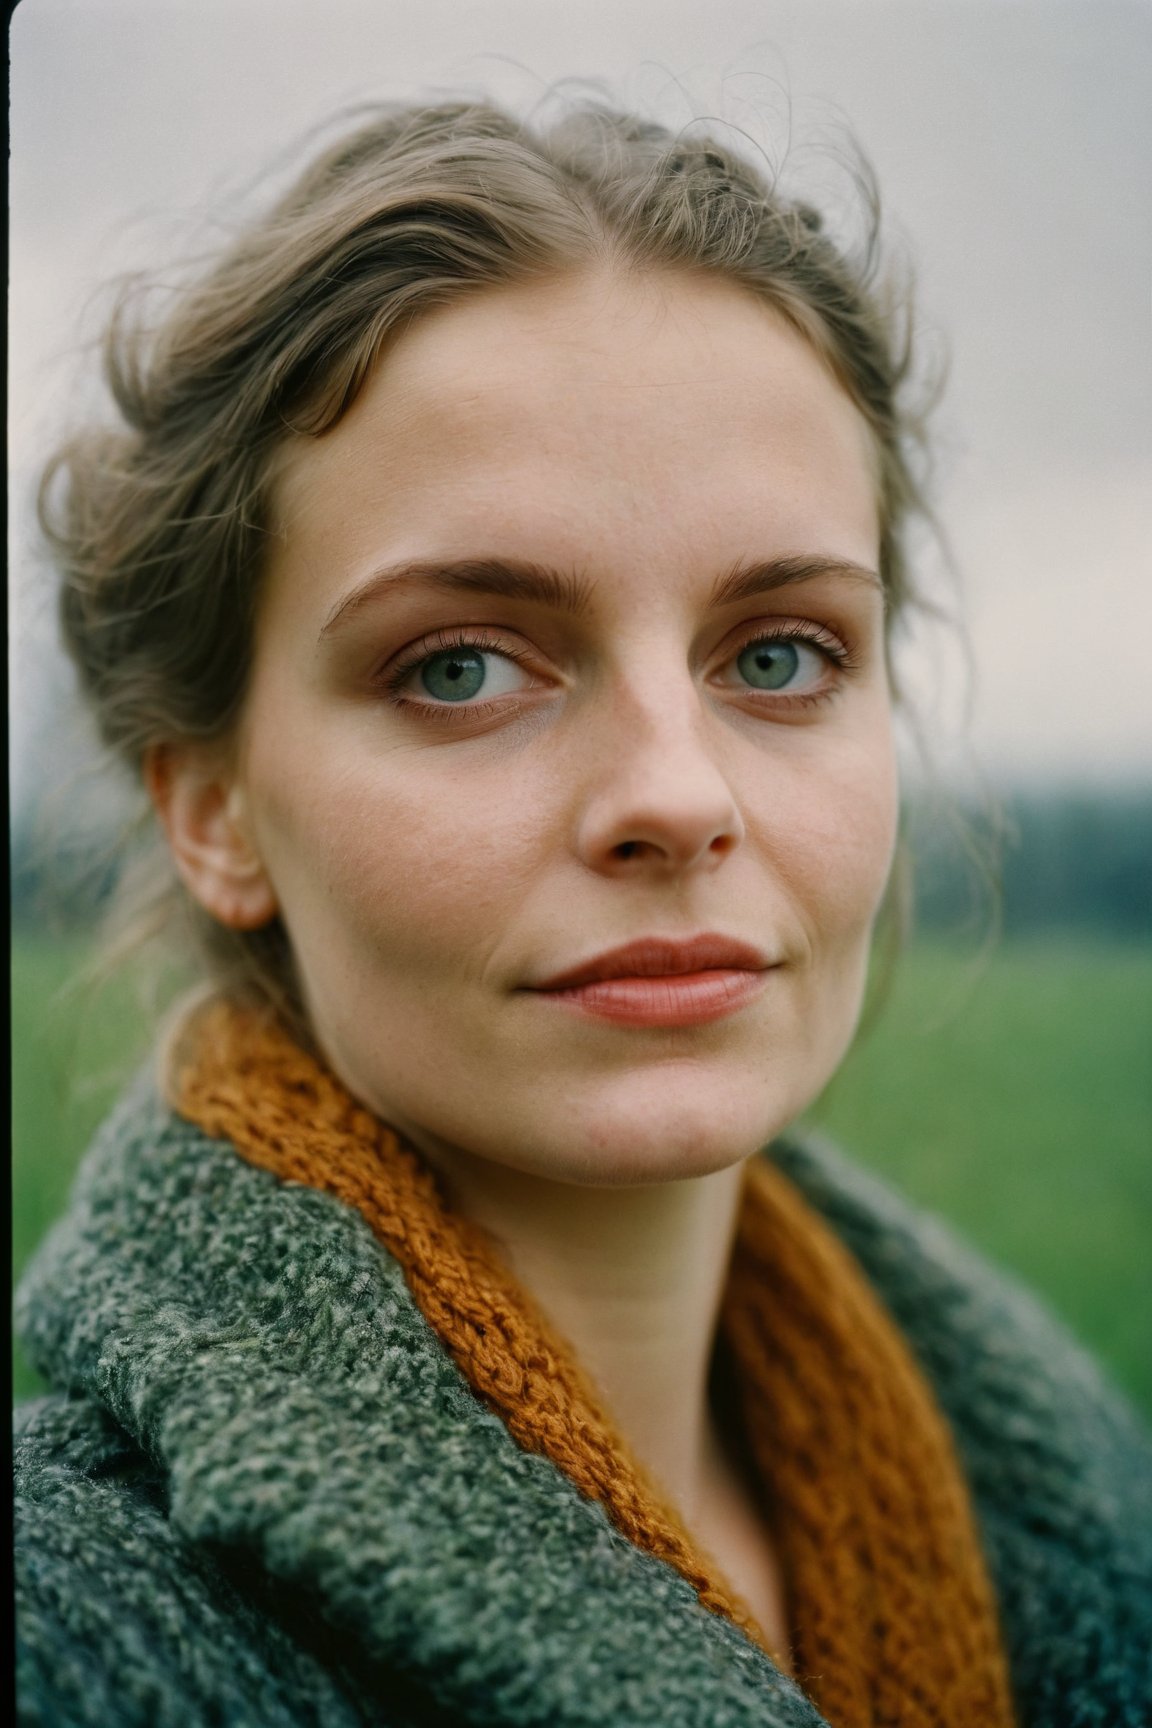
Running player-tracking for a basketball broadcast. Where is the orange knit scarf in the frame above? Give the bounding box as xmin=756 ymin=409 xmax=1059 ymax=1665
xmin=168 ymin=999 xmax=1016 ymax=1728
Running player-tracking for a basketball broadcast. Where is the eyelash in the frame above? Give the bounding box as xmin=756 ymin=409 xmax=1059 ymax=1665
xmin=729 ymin=620 xmax=857 ymax=709
xmin=377 ymin=628 xmax=537 ymax=725
xmin=376 ymin=620 xmax=856 ymax=724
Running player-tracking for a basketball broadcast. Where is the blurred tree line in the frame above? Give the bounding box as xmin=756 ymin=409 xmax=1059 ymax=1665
xmin=10 ymin=785 xmax=1152 ymax=942
xmin=905 ymin=787 xmax=1151 ymax=941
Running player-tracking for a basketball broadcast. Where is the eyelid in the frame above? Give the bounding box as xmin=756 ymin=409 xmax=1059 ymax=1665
xmin=706 ymin=618 xmax=858 ymax=714
xmin=737 ymin=614 xmax=849 ymax=648
xmin=376 ymin=626 xmax=539 ymax=694
xmin=717 ymin=617 xmax=855 ymax=673
xmin=388 ymin=694 xmax=528 ymax=729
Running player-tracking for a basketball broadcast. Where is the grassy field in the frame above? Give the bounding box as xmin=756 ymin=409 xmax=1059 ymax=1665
xmin=12 ymin=931 xmax=1152 ymax=1419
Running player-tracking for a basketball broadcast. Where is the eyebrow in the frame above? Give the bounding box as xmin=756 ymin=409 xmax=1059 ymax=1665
xmin=708 ymin=554 xmax=883 ymax=609
xmin=318 ymin=551 xmax=882 ymax=640
xmin=320 ymin=558 xmax=595 ymax=638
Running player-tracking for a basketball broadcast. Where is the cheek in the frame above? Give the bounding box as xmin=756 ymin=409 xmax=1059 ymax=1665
xmin=245 ymin=716 xmax=552 ymax=969
xmin=757 ymin=723 xmax=899 ymax=945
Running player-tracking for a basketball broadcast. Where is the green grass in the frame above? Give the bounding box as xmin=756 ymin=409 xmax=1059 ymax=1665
xmin=12 ymin=938 xmax=156 ymax=1316
xmin=807 ymin=940 xmax=1152 ymax=1417
xmin=12 ymin=932 xmax=1152 ymax=1418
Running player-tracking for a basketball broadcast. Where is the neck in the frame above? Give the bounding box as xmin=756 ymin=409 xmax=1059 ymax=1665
xmin=421 ymin=1146 xmax=747 ymax=1522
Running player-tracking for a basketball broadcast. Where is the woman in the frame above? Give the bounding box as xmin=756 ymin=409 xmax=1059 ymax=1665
xmin=14 ymin=100 xmax=1152 ymax=1728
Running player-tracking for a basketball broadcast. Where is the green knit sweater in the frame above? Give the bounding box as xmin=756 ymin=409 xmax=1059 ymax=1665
xmin=14 ymin=1076 xmax=1152 ymax=1727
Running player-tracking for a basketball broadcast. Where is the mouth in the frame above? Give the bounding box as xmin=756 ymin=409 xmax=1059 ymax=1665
xmin=525 ymin=935 xmax=776 ymax=1029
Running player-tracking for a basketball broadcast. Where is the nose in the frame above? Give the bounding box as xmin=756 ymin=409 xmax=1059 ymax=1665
xmin=573 ymin=673 xmax=746 ymax=879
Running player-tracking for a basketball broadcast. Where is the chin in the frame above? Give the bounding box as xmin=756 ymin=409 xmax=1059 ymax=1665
xmin=512 ymin=1069 xmax=802 ymax=1189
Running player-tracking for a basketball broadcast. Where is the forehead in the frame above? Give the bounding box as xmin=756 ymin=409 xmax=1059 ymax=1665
xmin=268 ymin=268 xmax=879 ymax=595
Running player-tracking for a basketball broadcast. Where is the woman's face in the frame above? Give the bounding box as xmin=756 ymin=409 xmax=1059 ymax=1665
xmin=229 ymin=268 xmax=897 ymax=1185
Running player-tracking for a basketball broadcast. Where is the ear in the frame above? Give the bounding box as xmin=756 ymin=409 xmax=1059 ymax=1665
xmin=144 ymin=743 xmax=279 ymax=930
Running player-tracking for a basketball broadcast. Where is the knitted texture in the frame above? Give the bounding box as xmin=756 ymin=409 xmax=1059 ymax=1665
xmin=15 ymin=1396 xmax=397 ymax=1728
xmin=170 ymin=998 xmax=1014 ymax=1728
xmin=723 ymin=1165 xmax=1015 ymax=1725
xmin=15 ymin=1049 xmax=1152 ymax=1725
xmin=768 ymin=1135 xmax=1152 ymax=1728
xmin=16 ymin=1081 xmax=814 ymax=1728
xmin=167 ymin=1000 xmax=776 ymax=1659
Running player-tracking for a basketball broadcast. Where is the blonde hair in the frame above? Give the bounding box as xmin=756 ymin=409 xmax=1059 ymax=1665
xmin=41 ymin=98 xmax=932 ymax=1028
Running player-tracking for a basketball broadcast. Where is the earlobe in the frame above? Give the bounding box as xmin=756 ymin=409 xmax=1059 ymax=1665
xmin=144 ymin=744 xmax=279 ymax=930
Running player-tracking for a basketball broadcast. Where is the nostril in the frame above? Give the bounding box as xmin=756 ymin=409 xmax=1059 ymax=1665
xmin=615 ymin=841 xmax=638 ymax=860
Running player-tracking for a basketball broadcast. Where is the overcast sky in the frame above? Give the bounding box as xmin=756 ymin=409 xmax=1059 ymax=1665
xmin=9 ymin=0 xmax=1151 ymax=817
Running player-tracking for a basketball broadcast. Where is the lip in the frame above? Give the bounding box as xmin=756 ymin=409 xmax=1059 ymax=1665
xmin=526 ymin=935 xmax=775 ymax=1029
xmin=532 ymin=934 xmax=774 ymax=990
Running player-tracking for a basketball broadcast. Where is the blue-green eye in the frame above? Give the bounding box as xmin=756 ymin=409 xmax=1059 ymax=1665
xmin=420 ymin=648 xmax=487 ymax=702
xmin=406 ymin=642 xmax=531 ymax=705
xmin=734 ymin=636 xmax=829 ymax=693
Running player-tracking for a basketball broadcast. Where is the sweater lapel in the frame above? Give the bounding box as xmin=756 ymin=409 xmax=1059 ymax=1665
xmin=166 ymin=997 xmax=1015 ymax=1728
xmin=16 ymin=1080 xmax=823 ymax=1728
